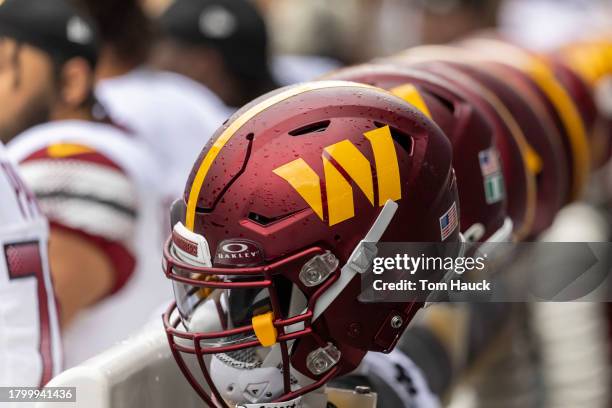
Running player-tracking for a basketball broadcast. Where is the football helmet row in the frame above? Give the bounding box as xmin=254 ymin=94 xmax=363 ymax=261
xmin=161 ymin=35 xmax=612 ymax=407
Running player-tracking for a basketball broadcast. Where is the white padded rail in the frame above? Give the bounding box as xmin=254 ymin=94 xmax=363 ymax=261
xmin=36 ymin=322 xmax=200 ymax=408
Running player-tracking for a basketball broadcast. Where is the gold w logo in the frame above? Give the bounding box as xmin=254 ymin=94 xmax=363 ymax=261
xmin=273 ymin=126 xmax=402 ymax=226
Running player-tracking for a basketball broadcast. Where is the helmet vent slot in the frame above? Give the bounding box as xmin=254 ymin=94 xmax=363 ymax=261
xmin=430 ymin=93 xmax=456 ymax=115
xmin=247 ymin=210 xmax=302 ymax=226
xmin=374 ymin=122 xmax=414 ymax=156
xmin=289 ymin=120 xmax=331 ymax=136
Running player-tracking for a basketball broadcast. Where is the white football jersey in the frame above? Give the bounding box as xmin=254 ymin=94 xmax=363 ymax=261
xmin=8 ymin=121 xmax=170 ymax=368
xmin=0 ymin=143 xmax=61 ymax=387
xmin=96 ymin=68 xmax=232 ymax=197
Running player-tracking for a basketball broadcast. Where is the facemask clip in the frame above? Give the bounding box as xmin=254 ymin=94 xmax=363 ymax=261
xmin=299 ymin=251 xmax=340 ymax=287
xmin=306 ymin=343 xmax=341 ymax=376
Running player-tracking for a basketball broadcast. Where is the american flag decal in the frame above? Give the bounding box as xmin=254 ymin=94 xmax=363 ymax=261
xmin=478 ymin=148 xmax=501 ymax=177
xmin=439 ymin=202 xmax=458 ymax=241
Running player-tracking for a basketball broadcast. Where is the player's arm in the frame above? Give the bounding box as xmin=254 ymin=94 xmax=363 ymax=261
xmin=47 ymin=226 xmax=115 ymax=325
xmin=18 ymin=143 xmax=138 ymax=327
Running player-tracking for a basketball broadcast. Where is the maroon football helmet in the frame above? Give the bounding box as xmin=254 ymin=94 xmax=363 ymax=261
xmin=325 ymin=64 xmax=513 ymax=242
xmin=162 ymin=81 xmax=461 ymax=407
xmin=459 ymin=38 xmax=591 ymax=202
xmin=546 ymin=56 xmax=604 ymax=170
xmin=387 ymin=45 xmax=572 ymax=213
xmin=553 ymin=39 xmax=612 ymax=169
xmin=470 ymin=60 xmax=577 ymax=205
xmin=413 ymin=60 xmax=568 ymax=237
xmin=446 ymin=61 xmax=569 ymax=236
xmin=405 ymin=63 xmax=537 ymax=240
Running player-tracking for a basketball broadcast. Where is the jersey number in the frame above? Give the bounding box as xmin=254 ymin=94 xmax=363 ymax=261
xmin=4 ymin=241 xmax=53 ymax=387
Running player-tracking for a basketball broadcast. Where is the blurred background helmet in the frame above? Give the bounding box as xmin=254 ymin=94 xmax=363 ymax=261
xmin=459 ymin=37 xmax=591 ymax=202
xmin=324 ymin=64 xmax=512 ymax=243
xmin=381 ymin=45 xmax=568 ymax=236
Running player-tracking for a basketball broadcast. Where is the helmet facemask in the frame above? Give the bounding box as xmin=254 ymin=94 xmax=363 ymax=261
xmin=163 ymin=219 xmax=344 ymax=407
xmin=163 ymin=201 xmax=404 ymax=407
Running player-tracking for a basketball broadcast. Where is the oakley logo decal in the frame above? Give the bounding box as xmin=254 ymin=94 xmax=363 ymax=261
xmin=273 ymin=125 xmax=401 ymax=226
xmin=215 ymin=239 xmax=265 ymax=266
xmin=222 ymin=243 xmax=249 ymax=253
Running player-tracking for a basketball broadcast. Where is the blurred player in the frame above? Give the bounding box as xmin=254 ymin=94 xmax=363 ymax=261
xmin=415 ymin=0 xmax=502 ymax=45
xmin=78 ymin=0 xmax=231 ymax=197
xmin=0 ymin=142 xmax=61 ymax=387
xmin=153 ymin=0 xmax=279 ymax=109
xmin=0 ymin=0 xmax=168 ymax=367
xmin=154 ymin=0 xmax=340 ymax=89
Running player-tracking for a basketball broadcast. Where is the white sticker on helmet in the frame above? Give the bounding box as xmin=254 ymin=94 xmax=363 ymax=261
xmin=172 ymin=221 xmax=212 ymax=266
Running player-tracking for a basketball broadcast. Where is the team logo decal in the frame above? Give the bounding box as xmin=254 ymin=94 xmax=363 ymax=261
xmin=478 ymin=148 xmax=505 ymax=204
xmin=390 ymin=84 xmax=433 ymax=119
xmin=273 ymin=125 xmax=402 ymax=226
